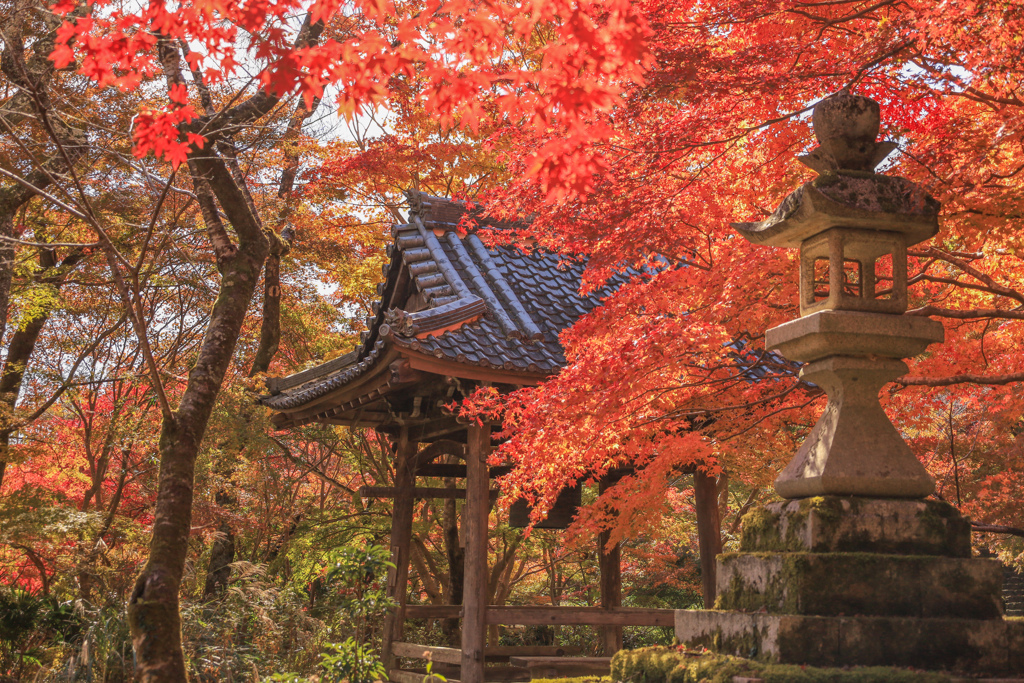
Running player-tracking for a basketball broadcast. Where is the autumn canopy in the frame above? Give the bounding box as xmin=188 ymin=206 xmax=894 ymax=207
xmin=1 ymin=0 xmax=1023 ymax=679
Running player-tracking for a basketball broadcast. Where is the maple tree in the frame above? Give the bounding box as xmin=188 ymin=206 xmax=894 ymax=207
xmin=461 ymin=0 xmax=1024 ymax=566
xmin=2 ymin=0 xmax=651 ymax=676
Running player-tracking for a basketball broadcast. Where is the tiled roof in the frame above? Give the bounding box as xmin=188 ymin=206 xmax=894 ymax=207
xmin=262 ymin=191 xmax=646 ymax=413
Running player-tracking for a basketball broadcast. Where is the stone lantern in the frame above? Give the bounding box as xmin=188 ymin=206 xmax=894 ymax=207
xmin=672 ymin=91 xmax=1022 ymax=677
xmin=732 ymin=90 xmax=944 ymax=499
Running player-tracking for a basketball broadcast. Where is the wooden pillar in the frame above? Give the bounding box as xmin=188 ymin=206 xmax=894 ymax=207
xmin=693 ymin=469 xmax=723 ymax=608
xmin=461 ymin=423 xmax=491 ymax=683
xmin=598 ymin=477 xmax=622 ymax=655
xmin=382 ymin=428 xmax=417 ymax=672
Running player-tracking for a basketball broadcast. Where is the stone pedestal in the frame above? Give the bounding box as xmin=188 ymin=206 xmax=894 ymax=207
xmin=674 ymin=498 xmax=1024 ymax=676
xmin=766 ymin=311 xmax=944 ymax=498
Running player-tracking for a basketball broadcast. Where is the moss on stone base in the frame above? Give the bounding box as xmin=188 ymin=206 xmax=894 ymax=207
xmin=714 ymin=551 xmax=1003 ymax=618
xmin=610 ymin=646 xmax=955 ymax=683
xmin=738 ymin=497 xmax=971 ymax=557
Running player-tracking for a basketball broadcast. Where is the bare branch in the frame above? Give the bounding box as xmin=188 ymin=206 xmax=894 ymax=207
xmin=971 ymin=522 xmax=1024 ymax=538
xmin=0 ymin=166 xmax=88 ymax=220
xmin=898 ymin=371 xmax=1024 ymax=387
xmin=906 ymin=305 xmax=1024 ymax=321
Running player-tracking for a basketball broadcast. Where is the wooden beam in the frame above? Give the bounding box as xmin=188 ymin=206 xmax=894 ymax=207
xmin=598 ymin=476 xmax=623 ymax=655
xmin=359 ymin=486 xmax=499 ymax=500
xmin=392 ymin=642 xmax=462 ymax=666
xmin=388 ymin=670 xmax=451 ymax=683
xmin=319 ymin=413 xmax=391 ymax=427
xmin=406 ymin=417 xmax=467 ymax=443
xmin=461 ymin=422 xmax=491 ymax=683
xmin=415 ymin=463 xmax=513 ymax=478
xmin=509 ymin=656 xmax=611 ymax=678
xmin=276 ymin=348 xmax=401 ymax=423
xmin=404 ymin=351 xmax=547 ymax=386
xmin=405 ymin=604 xmax=462 ymax=619
xmin=412 ymin=439 xmax=466 ymax=468
xmin=404 ymin=604 xmax=673 ymax=626
xmin=694 ymin=469 xmax=723 ymax=609
xmin=485 ymin=606 xmax=674 ymax=626
xmin=484 ymin=646 xmax=581 ymax=659
xmin=391 ymin=668 xmax=531 ymax=683
xmin=382 ymin=431 xmax=417 ymax=670
xmin=391 ymin=642 xmax=572 ymax=666
xmin=469 ymin=669 xmax=530 ymax=683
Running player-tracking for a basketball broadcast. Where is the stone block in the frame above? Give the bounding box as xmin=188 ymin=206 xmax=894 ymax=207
xmin=1008 ymin=617 xmax=1024 ymax=673
xmin=765 ymin=310 xmax=944 ymax=363
xmin=837 ymin=615 xmax=1009 ymax=672
xmin=674 ymin=610 xmax=1019 ymax=675
xmin=771 ymin=356 xmax=937 ymax=498
xmin=739 ymin=497 xmax=971 ymax=557
xmin=673 ymin=610 xmax=840 ymax=668
xmin=716 ymin=552 xmax=1003 ymax=619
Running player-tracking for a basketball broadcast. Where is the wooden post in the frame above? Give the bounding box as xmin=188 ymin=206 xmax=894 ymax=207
xmin=461 ymin=423 xmax=491 ymax=683
xmin=382 ymin=428 xmax=417 ymax=671
xmin=598 ymin=477 xmax=622 ymax=655
xmin=693 ymin=469 xmax=723 ymax=608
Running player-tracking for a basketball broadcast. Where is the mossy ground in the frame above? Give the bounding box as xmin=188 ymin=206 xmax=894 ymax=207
xmin=588 ymin=646 xmax=958 ymax=683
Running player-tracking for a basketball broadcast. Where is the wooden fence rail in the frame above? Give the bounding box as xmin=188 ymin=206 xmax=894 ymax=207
xmin=401 ymin=605 xmax=674 ymax=626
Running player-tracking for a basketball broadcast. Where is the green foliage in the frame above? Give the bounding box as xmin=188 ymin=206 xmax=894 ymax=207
xmin=304 ymin=543 xmax=395 ymax=645
xmin=318 ymin=638 xmax=387 ymax=683
xmin=0 ymin=588 xmax=83 ymax=678
xmin=261 ymin=638 xmax=386 ymax=683
xmin=8 ymin=255 xmax=59 ymax=333
xmin=610 ymin=646 xmax=957 ymax=683
xmin=182 ymin=563 xmax=326 ymax=681
xmin=0 ymin=489 xmax=99 ymax=546
xmin=322 ymin=545 xmax=395 ymax=619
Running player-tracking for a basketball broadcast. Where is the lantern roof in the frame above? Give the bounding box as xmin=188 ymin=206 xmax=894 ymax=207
xmin=731 ymin=173 xmax=940 ymax=249
xmin=732 ymin=90 xmax=940 ymax=249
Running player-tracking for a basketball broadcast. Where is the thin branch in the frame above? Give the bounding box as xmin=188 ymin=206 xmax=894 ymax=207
xmin=0 ymin=166 xmax=87 ymax=219
xmin=133 ymin=167 xmax=178 ymax=273
xmin=916 ymin=246 xmax=1024 ymax=306
xmin=971 ymin=522 xmax=1024 ymax=538
xmin=898 ymin=371 xmax=1024 ymax=387
xmin=4 ymin=313 xmax=130 ymax=432
xmin=906 ymin=305 xmax=1024 ymax=321
xmin=0 ymin=234 xmax=99 ymax=249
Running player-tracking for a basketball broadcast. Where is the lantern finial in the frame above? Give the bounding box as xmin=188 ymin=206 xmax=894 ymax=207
xmin=798 ymin=89 xmax=898 ymax=174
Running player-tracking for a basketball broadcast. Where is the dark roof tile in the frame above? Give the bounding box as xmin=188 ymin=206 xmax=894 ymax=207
xmin=262 ymin=191 xmax=646 ymax=410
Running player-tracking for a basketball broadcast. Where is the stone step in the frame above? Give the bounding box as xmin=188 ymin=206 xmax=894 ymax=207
xmin=716 ymin=551 xmax=1004 ymax=619
xmin=1004 ymin=567 xmax=1024 ymax=617
xmin=739 ymin=497 xmax=970 ymax=557
xmin=674 ymin=609 xmax=1024 ymax=675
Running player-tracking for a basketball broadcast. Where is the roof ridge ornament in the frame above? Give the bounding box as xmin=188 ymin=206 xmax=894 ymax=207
xmin=404 ymin=188 xmax=425 ymax=216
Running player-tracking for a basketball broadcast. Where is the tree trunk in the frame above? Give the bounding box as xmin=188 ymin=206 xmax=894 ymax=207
xmin=694 ymin=469 xmax=723 ymax=608
xmin=441 ymin=488 xmax=464 ymax=646
xmin=0 ymin=247 xmax=84 ymax=491
xmin=202 ymin=514 xmax=235 ymax=597
xmin=127 ymin=231 xmax=267 ymax=682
